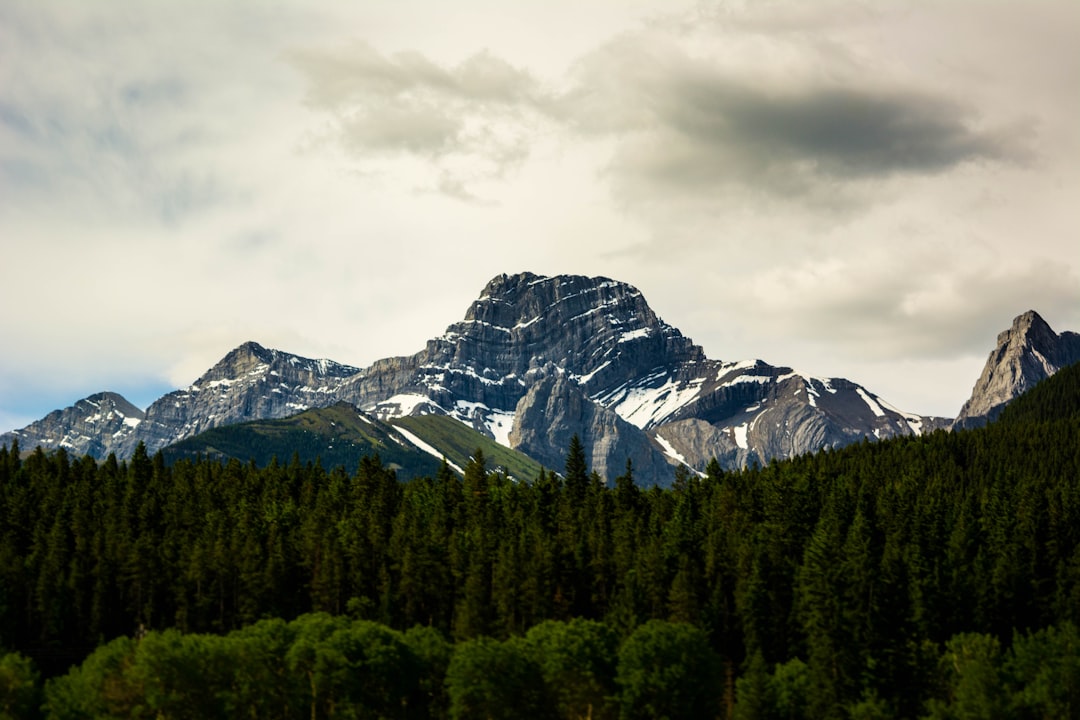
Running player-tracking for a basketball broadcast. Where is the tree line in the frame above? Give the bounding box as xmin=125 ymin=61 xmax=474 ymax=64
xmin=1 ymin=364 xmax=1079 ymax=717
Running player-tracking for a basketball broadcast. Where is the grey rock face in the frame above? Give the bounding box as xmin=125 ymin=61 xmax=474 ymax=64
xmin=117 ymin=342 xmax=362 ymax=455
xmin=641 ymin=365 xmax=944 ymax=472
xmin=509 ymin=373 xmax=675 ymax=485
xmin=336 ymin=272 xmax=706 ymax=442
xmin=953 ymin=311 xmax=1080 ymax=429
xmin=0 ymin=392 xmax=144 ymax=458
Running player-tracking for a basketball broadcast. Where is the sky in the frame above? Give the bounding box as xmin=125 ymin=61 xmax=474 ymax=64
xmin=2 ymin=0 xmax=1078 ymax=431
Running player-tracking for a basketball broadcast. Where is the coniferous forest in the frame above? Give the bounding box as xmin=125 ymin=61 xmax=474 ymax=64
xmin=1 ymin=364 xmax=1079 ymax=718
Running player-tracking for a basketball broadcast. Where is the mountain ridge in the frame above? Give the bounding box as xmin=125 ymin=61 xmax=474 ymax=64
xmin=5 ymin=272 xmax=1066 ymax=483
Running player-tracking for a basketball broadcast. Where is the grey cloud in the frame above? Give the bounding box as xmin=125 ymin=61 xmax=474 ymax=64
xmin=288 ymin=42 xmax=541 ymax=190
xmin=292 ymin=27 xmax=1027 ymax=206
xmin=665 ymin=81 xmax=1018 ymax=179
xmin=555 ymin=35 xmax=1026 ymax=208
xmin=339 ymin=101 xmax=462 ymax=156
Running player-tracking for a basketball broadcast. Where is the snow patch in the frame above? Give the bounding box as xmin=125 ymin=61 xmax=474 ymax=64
xmin=394 ymin=426 xmax=465 ymax=475
xmin=600 ymin=375 xmax=706 ymax=429
xmin=573 ymin=360 xmax=612 ymax=385
xmin=717 ymin=360 xmax=760 ymax=380
xmin=724 ymin=374 xmax=772 ymax=386
xmin=732 ymin=423 xmax=749 ymax=450
xmin=460 ymin=318 xmax=511 ymax=333
xmin=654 ymin=433 xmax=689 ymax=465
xmin=618 ymin=327 xmax=651 ymax=343
xmin=452 ymin=400 xmax=515 ymax=448
xmin=873 ymin=396 xmax=926 ymax=435
xmin=371 ymin=393 xmax=434 ymax=420
xmin=856 ymin=388 xmax=886 ymax=418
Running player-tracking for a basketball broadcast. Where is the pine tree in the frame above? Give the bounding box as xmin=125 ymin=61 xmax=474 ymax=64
xmin=564 ymin=435 xmax=589 ymax=504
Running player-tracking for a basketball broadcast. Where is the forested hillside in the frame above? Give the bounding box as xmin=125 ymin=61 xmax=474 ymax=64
xmin=1 ymin=365 xmax=1078 ymax=718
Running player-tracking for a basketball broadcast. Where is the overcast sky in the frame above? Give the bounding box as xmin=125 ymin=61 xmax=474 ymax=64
xmin=2 ymin=0 xmax=1078 ymax=431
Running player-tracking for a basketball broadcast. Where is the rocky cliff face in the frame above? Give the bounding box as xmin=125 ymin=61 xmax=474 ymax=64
xmin=509 ymin=373 xmax=674 ymax=485
xmin=342 ymin=272 xmax=941 ymax=480
xmin=953 ymin=311 xmax=1080 ymax=429
xmin=116 ymin=342 xmax=361 ymax=456
xmin=336 ymin=272 xmax=704 ymax=434
xmin=636 ymin=362 xmax=947 ymax=471
xmin=0 ymin=392 xmax=144 ymax=458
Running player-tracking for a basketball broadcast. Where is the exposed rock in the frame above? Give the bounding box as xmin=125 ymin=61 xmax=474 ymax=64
xmin=650 ymin=418 xmax=744 ymax=471
xmin=953 ymin=311 xmax=1080 ymax=429
xmin=117 ymin=341 xmax=361 ymax=455
xmin=509 ymin=373 xmax=674 ymax=486
xmin=0 ymin=392 xmax=143 ymax=458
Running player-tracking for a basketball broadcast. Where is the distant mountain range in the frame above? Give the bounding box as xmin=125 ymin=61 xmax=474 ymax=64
xmin=3 ymin=273 xmax=1078 ymax=485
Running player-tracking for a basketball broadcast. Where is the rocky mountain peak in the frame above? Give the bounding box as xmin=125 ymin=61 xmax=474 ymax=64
xmin=1004 ymin=310 xmax=1057 ymax=351
xmin=200 ymin=341 xmax=360 ymax=387
xmin=205 ymin=341 xmax=275 ymax=380
xmin=433 ymin=272 xmax=703 ymax=389
xmin=954 ymin=310 xmax=1080 ymax=428
xmin=0 ymin=391 xmax=144 ymax=458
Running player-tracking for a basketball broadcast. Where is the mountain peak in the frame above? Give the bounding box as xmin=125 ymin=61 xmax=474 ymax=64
xmin=442 ymin=272 xmax=700 ymax=390
xmin=955 ymin=310 xmax=1080 ymax=428
xmin=1004 ymin=310 xmax=1055 ymax=347
xmin=0 ymin=391 xmax=143 ymax=457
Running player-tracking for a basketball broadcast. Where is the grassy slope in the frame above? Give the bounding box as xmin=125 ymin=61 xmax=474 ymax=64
xmin=162 ymin=403 xmax=546 ymax=481
xmin=391 ymin=414 xmax=547 ymax=481
xmin=161 ymin=403 xmax=442 ymax=479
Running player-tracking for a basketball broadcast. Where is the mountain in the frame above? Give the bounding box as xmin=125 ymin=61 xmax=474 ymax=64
xmin=118 ymin=342 xmax=362 ymax=458
xmin=334 ymin=273 xmax=944 ymax=480
xmin=0 ymin=392 xmax=143 ymax=458
xmin=161 ymin=402 xmax=544 ymax=481
xmin=952 ymin=310 xmax=1080 ymax=430
xmin=3 ymin=272 xmax=955 ymax=483
xmin=1 ymin=343 xmax=362 ymax=461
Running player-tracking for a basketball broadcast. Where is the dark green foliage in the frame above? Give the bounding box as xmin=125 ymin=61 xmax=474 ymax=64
xmin=446 ymin=636 xmax=552 ymax=720
xmin=521 ymin=618 xmax=619 ymax=720
xmin=0 ymin=651 xmax=40 ymax=720
xmin=564 ymin=434 xmax=590 ymax=502
xmin=2 ymin=364 xmax=1079 ymax=717
xmin=42 ymin=615 xmax=429 ymax=720
xmin=616 ymin=620 xmax=723 ymax=719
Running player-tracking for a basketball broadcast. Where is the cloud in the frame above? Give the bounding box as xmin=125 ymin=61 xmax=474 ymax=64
xmin=0 ymin=4 xmax=250 ymax=230
xmin=553 ymin=27 xmax=1027 ymax=215
xmin=287 ymin=42 xmax=544 ymax=192
xmin=737 ymin=242 xmax=1080 ymax=360
xmin=287 ymin=9 xmax=1028 ymax=215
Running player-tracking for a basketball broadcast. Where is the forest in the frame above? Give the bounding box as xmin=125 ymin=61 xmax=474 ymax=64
xmin=1 ymin=362 xmax=1079 ymax=719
